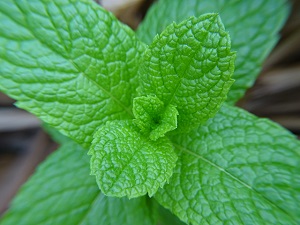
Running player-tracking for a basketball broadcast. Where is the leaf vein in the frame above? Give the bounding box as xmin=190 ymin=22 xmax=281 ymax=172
xmin=173 ymin=143 xmax=296 ymax=221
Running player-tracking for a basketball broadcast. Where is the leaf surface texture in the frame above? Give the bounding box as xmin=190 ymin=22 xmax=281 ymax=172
xmin=133 ymin=95 xmax=178 ymax=140
xmin=0 ymin=142 xmax=157 ymax=225
xmin=137 ymin=0 xmax=289 ymax=104
xmin=89 ymin=120 xmax=177 ymax=198
xmin=139 ymin=14 xmax=235 ymax=132
xmin=155 ymin=104 xmax=300 ymax=224
xmin=0 ymin=0 xmax=146 ymax=148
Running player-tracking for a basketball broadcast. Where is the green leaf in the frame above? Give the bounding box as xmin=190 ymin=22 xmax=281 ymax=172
xmin=137 ymin=0 xmax=289 ymax=104
xmin=155 ymin=104 xmax=300 ymax=225
xmin=138 ymin=14 xmax=235 ymax=132
xmin=157 ymin=203 xmax=187 ymax=225
xmin=0 ymin=141 xmax=157 ymax=225
xmin=0 ymin=0 xmax=146 ymax=148
xmin=133 ymin=95 xmax=178 ymax=140
xmin=89 ymin=120 xmax=178 ymax=198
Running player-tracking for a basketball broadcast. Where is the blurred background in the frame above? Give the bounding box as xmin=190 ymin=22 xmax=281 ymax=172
xmin=0 ymin=0 xmax=299 ymax=215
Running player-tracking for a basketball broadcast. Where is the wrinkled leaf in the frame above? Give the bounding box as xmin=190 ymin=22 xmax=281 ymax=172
xmin=137 ymin=0 xmax=289 ymax=104
xmin=0 ymin=0 xmax=145 ymax=148
xmin=89 ymin=120 xmax=177 ymax=198
xmin=155 ymin=104 xmax=300 ymax=225
xmin=138 ymin=14 xmax=235 ymax=132
xmin=133 ymin=95 xmax=178 ymax=140
xmin=0 ymin=141 xmax=157 ymax=225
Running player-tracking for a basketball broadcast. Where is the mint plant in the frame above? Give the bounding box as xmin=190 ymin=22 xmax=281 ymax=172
xmin=0 ymin=0 xmax=299 ymax=224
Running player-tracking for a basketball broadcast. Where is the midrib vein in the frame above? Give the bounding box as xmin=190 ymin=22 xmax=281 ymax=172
xmin=11 ymin=2 xmax=134 ymax=119
xmin=173 ymin=143 xmax=253 ymax=190
xmin=164 ymin=46 xmax=197 ymax=107
xmin=78 ymin=71 xmax=134 ymax=118
xmin=173 ymin=143 xmax=295 ymax=221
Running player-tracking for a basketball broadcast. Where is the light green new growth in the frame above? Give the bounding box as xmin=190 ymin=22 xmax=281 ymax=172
xmin=88 ymin=13 xmax=235 ymax=198
xmin=89 ymin=120 xmax=177 ymax=198
xmin=137 ymin=0 xmax=289 ymax=104
xmin=133 ymin=95 xmax=178 ymax=140
xmin=138 ymin=14 xmax=235 ymax=132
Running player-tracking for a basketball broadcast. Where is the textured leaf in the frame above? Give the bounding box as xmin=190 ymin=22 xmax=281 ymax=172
xmin=0 ymin=0 xmax=146 ymax=148
xmin=138 ymin=14 xmax=235 ymax=132
xmin=0 ymin=142 xmax=157 ymax=225
xmin=89 ymin=120 xmax=178 ymax=198
xmin=155 ymin=104 xmax=300 ymax=225
xmin=137 ymin=0 xmax=289 ymax=104
xmin=133 ymin=95 xmax=178 ymax=140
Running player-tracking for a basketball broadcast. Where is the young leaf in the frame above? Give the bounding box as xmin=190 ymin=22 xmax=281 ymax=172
xmin=155 ymin=104 xmax=300 ymax=225
xmin=138 ymin=14 xmax=235 ymax=132
xmin=133 ymin=95 xmax=178 ymax=140
xmin=0 ymin=141 xmax=157 ymax=225
xmin=137 ymin=0 xmax=289 ymax=104
xmin=89 ymin=120 xmax=178 ymax=198
xmin=0 ymin=0 xmax=146 ymax=148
